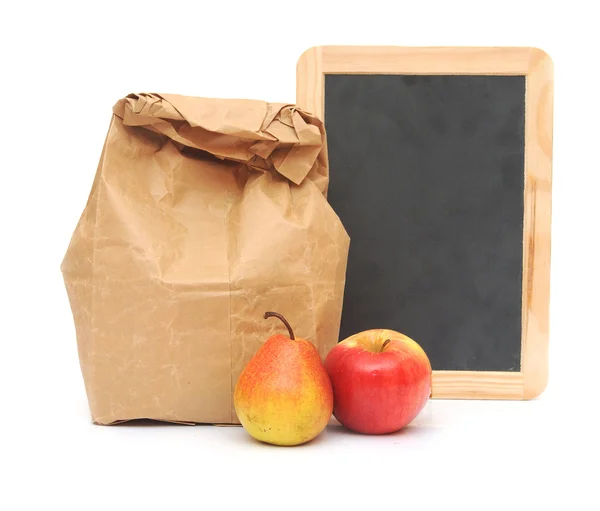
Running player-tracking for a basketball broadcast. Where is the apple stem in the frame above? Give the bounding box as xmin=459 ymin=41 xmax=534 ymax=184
xmin=264 ymin=312 xmax=295 ymax=340
xmin=380 ymin=339 xmax=392 ymax=352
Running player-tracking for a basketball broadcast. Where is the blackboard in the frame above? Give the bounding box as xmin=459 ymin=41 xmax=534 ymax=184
xmin=325 ymin=74 xmax=525 ymax=372
xmin=297 ymin=46 xmax=553 ymax=399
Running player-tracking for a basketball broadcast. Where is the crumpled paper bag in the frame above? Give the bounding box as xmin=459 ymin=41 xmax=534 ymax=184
xmin=61 ymin=93 xmax=349 ymax=425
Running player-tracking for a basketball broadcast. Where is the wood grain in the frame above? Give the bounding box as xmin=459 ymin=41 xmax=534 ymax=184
xmin=296 ymin=46 xmax=553 ymax=400
xmin=433 ymin=372 xmax=524 ymax=400
xmin=296 ymin=46 xmax=324 ymax=120
xmin=321 ymin=46 xmax=532 ymax=74
xmin=521 ymin=49 xmax=553 ymax=399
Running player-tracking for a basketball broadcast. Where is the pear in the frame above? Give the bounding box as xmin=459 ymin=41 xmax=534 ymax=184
xmin=234 ymin=312 xmax=333 ymax=446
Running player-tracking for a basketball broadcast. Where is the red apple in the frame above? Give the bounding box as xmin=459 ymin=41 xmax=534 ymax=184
xmin=324 ymin=329 xmax=432 ymax=434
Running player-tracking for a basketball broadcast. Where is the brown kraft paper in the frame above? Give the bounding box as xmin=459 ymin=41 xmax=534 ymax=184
xmin=61 ymin=93 xmax=349 ymax=425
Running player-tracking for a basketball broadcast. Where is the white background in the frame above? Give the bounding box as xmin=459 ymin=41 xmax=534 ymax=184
xmin=2 ymin=1 xmax=599 ymax=509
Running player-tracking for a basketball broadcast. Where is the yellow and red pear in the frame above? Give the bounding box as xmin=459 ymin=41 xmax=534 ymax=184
xmin=234 ymin=312 xmax=333 ymax=446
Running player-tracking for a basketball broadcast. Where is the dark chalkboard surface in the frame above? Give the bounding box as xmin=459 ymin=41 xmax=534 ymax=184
xmin=325 ymin=74 xmax=525 ymax=371
xmin=297 ymin=46 xmax=553 ymax=399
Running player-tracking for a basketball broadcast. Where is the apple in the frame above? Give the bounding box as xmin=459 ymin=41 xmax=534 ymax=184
xmin=324 ymin=329 xmax=432 ymax=434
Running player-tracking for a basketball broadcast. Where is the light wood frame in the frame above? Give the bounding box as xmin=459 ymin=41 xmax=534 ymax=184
xmin=297 ymin=46 xmax=553 ymax=399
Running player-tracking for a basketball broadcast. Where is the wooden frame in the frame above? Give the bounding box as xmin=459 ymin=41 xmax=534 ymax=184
xmin=297 ymin=46 xmax=553 ymax=399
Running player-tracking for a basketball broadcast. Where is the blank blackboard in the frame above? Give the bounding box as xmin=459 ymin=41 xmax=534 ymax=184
xmin=297 ymin=46 xmax=553 ymax=399
xmin=325 ymin=74 xmax=525 ymax=372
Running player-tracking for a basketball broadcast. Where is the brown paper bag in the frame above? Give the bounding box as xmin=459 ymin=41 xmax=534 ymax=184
xmin=61 ymin=93 xmax=349 ymax=425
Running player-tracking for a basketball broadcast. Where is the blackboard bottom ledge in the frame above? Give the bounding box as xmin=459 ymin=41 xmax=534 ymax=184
xmin=431 ymin=371 xmax=531 ymax=400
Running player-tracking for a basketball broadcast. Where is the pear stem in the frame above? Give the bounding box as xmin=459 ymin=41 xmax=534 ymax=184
xmin=264 ymin=312 xmax=295 ymax=340
xmin=380 ymin=339 xmax=392 ymax=352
